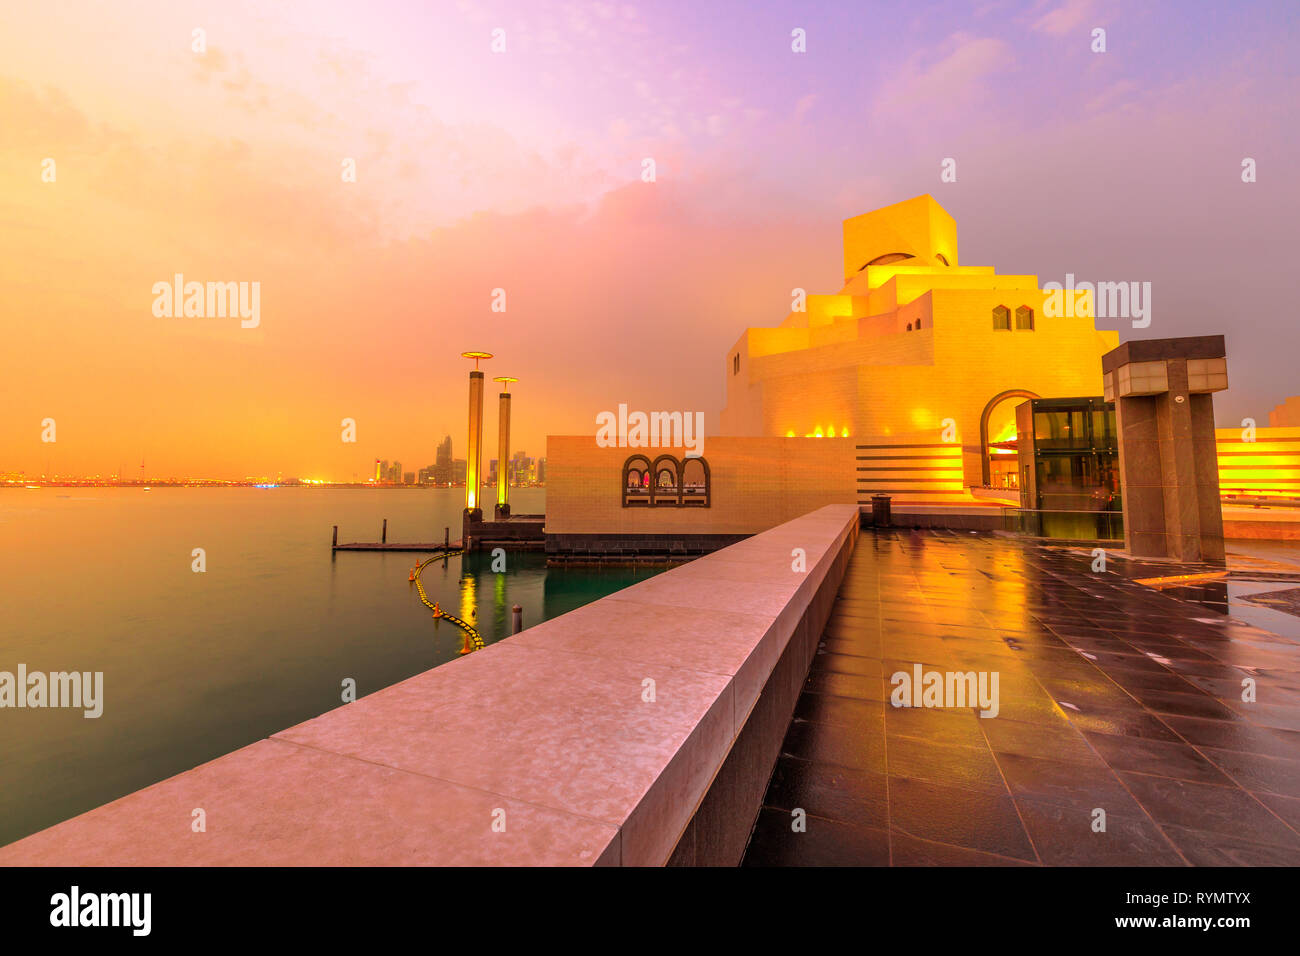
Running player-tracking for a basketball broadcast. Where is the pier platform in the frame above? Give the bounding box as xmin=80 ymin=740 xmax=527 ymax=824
xmin=331 ymin=542 xmax=463 ymax=553
xmin=0 ymin=505 xmax=859 ymax=866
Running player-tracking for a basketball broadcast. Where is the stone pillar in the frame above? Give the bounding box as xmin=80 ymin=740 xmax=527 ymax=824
xmin=1102 ymin=336 xmax=1228 ymax=563
xmin=491 ymin=376 xmax=517 ymax=520
xmin=466 ymin=370 xmax=484 ymax=514
xmin=495 ymin=388 xmax=512 ymax=519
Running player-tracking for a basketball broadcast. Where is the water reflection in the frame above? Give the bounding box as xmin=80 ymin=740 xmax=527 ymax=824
xmin=451 ymin=550 xmax=662 ymax=646
xmin=0 ymin=487 xmax=662 ymax=849
xmin=1158 ymin=579 xmax=1229 ymax=615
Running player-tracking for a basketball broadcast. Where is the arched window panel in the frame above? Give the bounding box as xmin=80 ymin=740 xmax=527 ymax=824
xmin=622 ymin=455 xmax=652 ymax=507
xmin=992 ymin=305 xmax=1011 ymax=330
xmin=680 ymin=457 xmax=711 ymax=507
xmin=858 ymin=252 xmax=914 ymax=272
xmin=1016 ymin=305 xmax=1034 ymax=330
xmin=649 ymin=454 xmax=681 ymax=507
xmin=622 ymin=454 xmax=711 ymax=508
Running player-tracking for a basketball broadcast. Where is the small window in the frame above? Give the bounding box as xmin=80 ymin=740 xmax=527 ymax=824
xmin=624 ymin=454 xmax=710 ymax=508
xmin=652 ymin=457 xmax=680 ymax=507
xmin=915 ymin=318 xmax=922 ymax=330
xmin=733 ymin=353 xmax=739 ymax=374
xmin=1016 ymin=306 xmax=1034 ymax=330
xmin=906 ymin=322 xmax=912 ymax=331
xmin=680 ymin=457 xmax=710 ymax=507
xmin=622 ymin=455 xmax=651 ymax=507
xmin=992 ymin=305 xmax=1011 ymax=330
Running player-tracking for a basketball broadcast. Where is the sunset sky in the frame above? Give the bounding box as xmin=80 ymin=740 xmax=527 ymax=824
xmin=2 ymin=0 xmax=1297 ymax=479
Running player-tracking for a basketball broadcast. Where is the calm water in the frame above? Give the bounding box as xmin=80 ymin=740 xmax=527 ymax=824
xmin=0 ymin=487 xmax=660 ymax=847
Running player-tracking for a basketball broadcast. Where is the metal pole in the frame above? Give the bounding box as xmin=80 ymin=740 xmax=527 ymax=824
xmin=382 ymin=518 xmax=387 ymax=544
xmin=444 ymin=526 xmax=450 ymax=548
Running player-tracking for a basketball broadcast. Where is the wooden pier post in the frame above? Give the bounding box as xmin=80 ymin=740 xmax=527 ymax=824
xmin=512 ymin=604 xmax=523 ymax=634
xmin=382 ymin=518 xmax=387 ymax=544
xmin=444 ymin=526 xmax=450 ymax=548
xmin=332 ymin=525 xmax=338 ymax=549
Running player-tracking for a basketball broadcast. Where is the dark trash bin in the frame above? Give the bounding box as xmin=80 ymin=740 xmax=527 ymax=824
xmin=871 ymin=494 xmax=892 ymax=528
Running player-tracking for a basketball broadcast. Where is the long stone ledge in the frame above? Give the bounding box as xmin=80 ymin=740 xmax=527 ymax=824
xmin=0 ymin=505 xmax=860 ymax=866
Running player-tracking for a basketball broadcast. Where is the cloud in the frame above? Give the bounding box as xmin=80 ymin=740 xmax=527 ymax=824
xmin=875 ymin=33 xmax=1012 ymax=116
xmin=1084 ymin=78 xmax=1138 ymax=113
xmin=1030 ymin=0 xmax=1094 ymax=37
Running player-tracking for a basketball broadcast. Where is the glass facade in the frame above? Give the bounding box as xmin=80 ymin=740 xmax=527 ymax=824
xmin=1012 ymin=396 xmax=1122 ymax=540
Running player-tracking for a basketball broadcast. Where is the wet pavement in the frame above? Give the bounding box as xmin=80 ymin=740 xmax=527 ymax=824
xmin=742 ymin=530 xmax=1300 ymax=866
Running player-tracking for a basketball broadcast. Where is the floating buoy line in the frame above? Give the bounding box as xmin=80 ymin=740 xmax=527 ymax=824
xmin=411 ymin=552 xmax=483 ymax=653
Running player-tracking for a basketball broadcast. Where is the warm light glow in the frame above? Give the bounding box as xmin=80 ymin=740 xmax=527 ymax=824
xmin=460 ymin=571 xmax=478 ymax=652
xmin=465 ymin=366 xmax=485 ymax=511
xmin=1217 ymin=427 xmax=1300 ymax=499
xmin=840 ymin=427 xmax=849 ymax=437
xmin=496 ymin=386 xmax=512 ymax=508
xmin=786 ymin=430 xmax=795 ymax=438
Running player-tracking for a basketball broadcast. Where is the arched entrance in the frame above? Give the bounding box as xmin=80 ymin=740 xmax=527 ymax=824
xmin=980 ymin=389 xmax=1039 ymax=486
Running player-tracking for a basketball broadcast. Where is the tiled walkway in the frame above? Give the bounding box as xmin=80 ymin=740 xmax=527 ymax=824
xmin=743 ymin=530 xmax=1300 ymax=866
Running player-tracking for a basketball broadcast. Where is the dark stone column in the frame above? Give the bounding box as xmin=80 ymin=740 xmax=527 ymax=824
xmin=1191 ymin=393 xmax=1226 ymax=562
xmin=1102 ymin=336 xmax=1228 ymax=563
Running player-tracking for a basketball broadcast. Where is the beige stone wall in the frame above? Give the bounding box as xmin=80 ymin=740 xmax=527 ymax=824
xmin=1269 ymin=397 xmax=1300 ymax=428
xmin=719 ymin=196 xmax=1120 ymax=489
xmin=854 ymin=429 xmax=968 ymax=501
xmin=722 ymin=287 xmax=1118 ymax=485
xmin=545 ymin=435 xmax=858 ymax=535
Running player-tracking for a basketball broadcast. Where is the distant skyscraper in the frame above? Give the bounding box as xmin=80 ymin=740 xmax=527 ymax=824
xmin=508 ymin=450 xmax=533 ymax=486
xmin=374 ymin=458 xmax=382 ymax=482
xmin=434 ymin=435 xmax=453 ymax=484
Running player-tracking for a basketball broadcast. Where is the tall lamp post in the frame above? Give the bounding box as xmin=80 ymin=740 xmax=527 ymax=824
xmin=493 ymin=376 xmax=517 ymax=519
xmin=461 ymin=351 xmax=493 ymax=527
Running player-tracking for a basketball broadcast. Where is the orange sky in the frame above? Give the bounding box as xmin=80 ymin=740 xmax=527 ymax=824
xmin=3 ymin=1 xmax=1297 ymax=479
